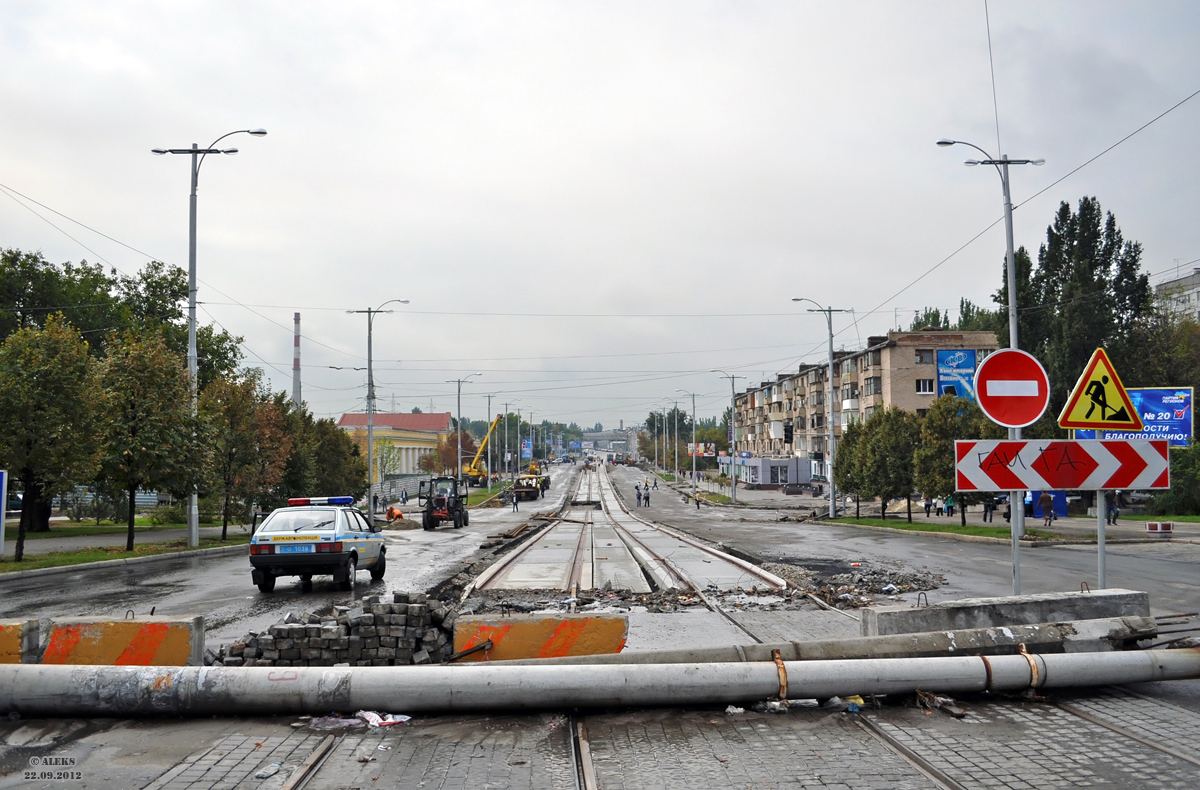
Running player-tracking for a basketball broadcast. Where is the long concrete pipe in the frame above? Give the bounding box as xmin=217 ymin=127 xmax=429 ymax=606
xmin=0 ymin=649 xmax=1196 ymax=717
xmin=493 ymin=616 xmax=1156 ymax=666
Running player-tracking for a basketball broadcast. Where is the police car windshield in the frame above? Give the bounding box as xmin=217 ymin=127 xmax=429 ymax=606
xmin=259 ymin=509 xmax=338 ymax=533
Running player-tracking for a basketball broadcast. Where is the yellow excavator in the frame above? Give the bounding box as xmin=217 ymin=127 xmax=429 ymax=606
xmin=461 ymin=415 xmax=501 ymax=486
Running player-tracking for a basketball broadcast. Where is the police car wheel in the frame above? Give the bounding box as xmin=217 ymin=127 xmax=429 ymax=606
xmin=256 ymin=574 xmax=276 ymax=593
xmin=370 ymin=551 xmax=387 ymax=580
xmin=339 ymin=556 xmax=357 ymax=590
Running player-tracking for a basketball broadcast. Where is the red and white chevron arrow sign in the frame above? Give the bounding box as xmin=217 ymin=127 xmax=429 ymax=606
xmin=955 ymin=439 xmax=1170 ymax=492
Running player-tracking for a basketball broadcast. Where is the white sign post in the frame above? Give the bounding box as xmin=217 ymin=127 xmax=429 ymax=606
xmin=0 ymin=470 xmax=8 ymax=560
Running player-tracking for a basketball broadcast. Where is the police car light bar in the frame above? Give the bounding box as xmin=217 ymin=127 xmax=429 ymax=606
xmin=286 ymin=496 xmax=355 ymax=506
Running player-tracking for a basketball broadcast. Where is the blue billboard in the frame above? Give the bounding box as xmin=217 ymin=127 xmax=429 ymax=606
xmin=1075 ymin=387 xmax=1193 ymax=447
xmin=521 ymin=439 xmax=532 ymax=459
xmin=569 ymin=441 xmax=582 ymax=450
xmin=936 ymin=349 xmax=978 ymax=400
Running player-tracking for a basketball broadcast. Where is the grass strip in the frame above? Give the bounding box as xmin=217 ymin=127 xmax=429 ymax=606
xmin=2 ymin=522 xmax=197 ymax=540
xmin=0 ymin=534 xmax=250 ymax=574
xmin=828 ymin=517 xmax=1062 ymax=540
xmin=699 ymin=492 xmax=732 ymax=504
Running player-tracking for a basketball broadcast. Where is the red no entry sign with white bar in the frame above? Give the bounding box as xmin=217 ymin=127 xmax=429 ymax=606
xmin=955 ymin=439 xmax=1169 ymax=492
xmin=974 ymin=349 xmax=1051 ymax=428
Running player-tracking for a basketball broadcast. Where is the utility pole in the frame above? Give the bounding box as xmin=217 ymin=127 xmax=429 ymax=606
xmin=711 ymin=369 xmax=744 ymax=503
xmin=792 ymin=299 xmax=848 ymax=520
xmin=445 ymin=373 xmax=481 ymax=487
xmin=349 ymin=299 xmax=409 ymax=513
xmin=484 ymin=393 xmax=495 ymax=493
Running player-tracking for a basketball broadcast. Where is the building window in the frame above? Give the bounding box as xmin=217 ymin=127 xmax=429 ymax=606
xmin=916 ymin=379 xmax=935 ymax=394
xmin=842 ymin=383 xmax=858 ymax=400
xmin=863 ymin=376 xmax=883 ymax=396
xmin=915 ymin=349 xmax=934 ymax=364
xmin=916 ymin=409 xmax=929 ymax=418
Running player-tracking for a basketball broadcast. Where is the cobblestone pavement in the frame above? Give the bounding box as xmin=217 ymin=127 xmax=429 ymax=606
xmin=138 ymin=713 xmax=575 ymax=790
xmin=584 ymin=707 xmax=936 ymax=789
xmin=869 ymin=695 xmax=1200 ymax=789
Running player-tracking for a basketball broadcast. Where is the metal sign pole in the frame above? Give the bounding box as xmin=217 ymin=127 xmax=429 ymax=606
xmin=1097 ymin=492 xmax=1107 ymax=589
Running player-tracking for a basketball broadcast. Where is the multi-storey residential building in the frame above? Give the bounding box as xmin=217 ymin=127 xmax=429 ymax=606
xmin=722 ymin=330 xmax=1000 ymax=488
xmin=1155 ymin=268 xmax=1200 ymax=322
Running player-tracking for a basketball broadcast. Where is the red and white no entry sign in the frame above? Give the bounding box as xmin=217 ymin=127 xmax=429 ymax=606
xmin=974 ymin=349 xmax=1050 ymax=428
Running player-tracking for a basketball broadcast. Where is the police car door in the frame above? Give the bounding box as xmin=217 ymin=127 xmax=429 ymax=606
xmin=351 ymin=510 xmax=377 ymax=564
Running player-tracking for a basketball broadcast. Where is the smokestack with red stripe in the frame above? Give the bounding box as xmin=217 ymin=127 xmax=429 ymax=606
xmin=292 ymin=312 xmax=302 ymax=406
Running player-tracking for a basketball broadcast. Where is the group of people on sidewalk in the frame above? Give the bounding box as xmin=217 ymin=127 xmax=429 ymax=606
xmin=634 ymin=482 xmax=653 ymax=507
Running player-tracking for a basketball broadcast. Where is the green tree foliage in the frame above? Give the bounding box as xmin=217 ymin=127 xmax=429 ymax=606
xmin=1149 ymin=443 xmax=1200 ymax=516
xmin=0 ymin=316 xmax=99 ymax=557
xmin=857 ymin=407 xmax=920 ymax=520
xmin=0 ymin=250 xmax=124 ymax=347
xmin=997 ymin=198 xmax=1151 ymax=418
xmin=97 ymin=331 xmax=206 ymax=550
xmin=832 ymin=419 xmax=866 ymax=518
xmin=909 ymin=307 xmax=950 ymax=331
xmin=913 ymin=396 xmax=1005 ymax=525
xmin=200 ymin=375 xmax=292 ymax=537
xmin=261 ymin=397 xmax=367 ymax=508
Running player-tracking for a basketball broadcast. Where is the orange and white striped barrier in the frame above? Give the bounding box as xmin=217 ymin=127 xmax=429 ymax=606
xmin=0 ymin=620 xmax=37 ymax=664
xmin=452 ymin=614 xmax=627 ymax=662
xmin=40 ymin=617 xmax=204 ymax=666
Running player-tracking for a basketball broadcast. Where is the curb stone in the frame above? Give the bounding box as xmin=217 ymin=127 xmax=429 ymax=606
xmin=0 ymin=543 xmax=249 ymax=581
xmin=809 ymin=519 xmax=1200 ymax=547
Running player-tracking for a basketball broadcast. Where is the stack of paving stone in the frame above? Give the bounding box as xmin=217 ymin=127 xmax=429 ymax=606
xmin=205 ymin=592 xmax=458 ymax=668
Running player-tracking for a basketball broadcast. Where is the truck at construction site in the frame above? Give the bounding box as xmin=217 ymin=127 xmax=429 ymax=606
xmin=512 ymin=473 xmax=545 ymax=502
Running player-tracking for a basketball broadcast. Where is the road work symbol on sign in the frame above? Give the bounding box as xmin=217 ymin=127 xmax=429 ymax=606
xmin=1058 ymin=348 xmax=1143 ymax=431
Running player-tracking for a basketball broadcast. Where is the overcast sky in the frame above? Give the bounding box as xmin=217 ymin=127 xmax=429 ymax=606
xmin=3 ymin=1 xmax=1198 ymax=429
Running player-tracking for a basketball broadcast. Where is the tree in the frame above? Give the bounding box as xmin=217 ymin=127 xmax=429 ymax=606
xmin=832 ymin=419 xmax=866 ymax=518
xmin=995 ymin=198 xmax=1152 ymax=420
xmin=1149 ymin=442 xmax=1200 ymax=516
xmin=308 ymin=418 xmax=368 ymax=498
xmin=0 ymin=316 xmax=99 ymax=558
xmin=201 ymin=375 xmax=292 ymax=538
xmin=422 ymin=435 xmax=478 ymax=475
xmin=0 ymin=250 xmax=124 ymax=350
xmin=913 ymin=395 xmax=1005 ymax=525
xmin=857 ymin=408 xmax=920 ymax=520
xmin=97 ymin=331 xmax=206 ymax=550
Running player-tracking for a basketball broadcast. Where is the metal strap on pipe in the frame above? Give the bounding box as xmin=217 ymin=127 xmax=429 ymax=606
xmin=771 ymin=649 xmax=788 ymax=699
xmin=1018 ymin=643 xmax=1040 ymax=688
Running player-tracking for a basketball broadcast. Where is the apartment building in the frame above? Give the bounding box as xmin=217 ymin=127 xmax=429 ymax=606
xmin=724 ymin=329 xmax=1000 ymax=485
xmin=1155 ymin=268 xmax=1200 ymax=322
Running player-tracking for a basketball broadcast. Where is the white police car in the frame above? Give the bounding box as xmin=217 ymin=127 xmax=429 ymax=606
xmin=249 ymin=496 xmax=386 ymax=593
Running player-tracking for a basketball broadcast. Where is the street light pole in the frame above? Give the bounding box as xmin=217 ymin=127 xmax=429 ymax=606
xmin=676 ymin=389 xmax=702 ymax=504
xmin=349 ymin=299 xmax=410 ymax=512
xmin=153 ymin=128 xmax=267 ymax=547
xmin=938 ymin=138 xmax=1044 ymax=593
xmin=711 ymin=369 xmax=744 ymax=503
xmin=484 ymin=393 xmax=496 ymax=493
xmin=445 ymin=374 xmax=482 ymax=486
xmin=792 ymin=299 xmax=848 ymax=520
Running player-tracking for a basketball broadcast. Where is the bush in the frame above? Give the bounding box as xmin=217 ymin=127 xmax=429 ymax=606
xmin=149 ymin=504 xmax=186 ymax=525
xmin=1149 ymin=444 xmax=1200 ymax=516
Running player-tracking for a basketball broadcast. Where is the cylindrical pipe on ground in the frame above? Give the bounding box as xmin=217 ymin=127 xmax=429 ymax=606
xmin=491 ymin=617 xmax=1158 ymax=666
xmin=0 ymin=649 xmax=1196 ymax=718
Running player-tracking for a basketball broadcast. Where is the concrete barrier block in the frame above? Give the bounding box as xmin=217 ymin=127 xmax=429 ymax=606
xmin=861 ymin=589 xmax=1150 ymax=637
xmin=453 ymin=614 xmax=628 ymax=662
xmin=40 ymin=616 xmax=204 ymax=666
xmin=0 ymin=620 xmax=38 ymax=664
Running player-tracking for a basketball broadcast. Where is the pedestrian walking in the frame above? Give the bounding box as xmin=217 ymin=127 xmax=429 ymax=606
xmin=695 ymin=494 xmax=700 ymax=510
xmin=652 ymin=479 xmax=658 ymax=490
xmin=636 ymin=487 xmax=642 ymax=507
xmin=982 ymin=497 xmax=995 ymax=523
xmin=923 ymin=495 xmax=932 ymax=517
xmin=400 ymin=489 xmax=408 ymax=505
xmin=643 ymin=489 xmax=650 ymax=506
xmin=1038 ymin=490 xmax=1054 ymax=527
xmin=934 ymin=497 xmax=944 ymax=517
xmin=512 ymin=493 xmax=519 ymax=512
xmin=945 ymin=495 xmax=956 ymax=517
xmin=1103 ymin=490 xmax=1118 ymax=525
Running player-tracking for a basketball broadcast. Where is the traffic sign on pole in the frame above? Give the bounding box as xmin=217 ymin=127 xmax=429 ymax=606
xmin=955 ymin=439 xmax=1169 ymax=492
xmin=973 ymin=349 xmax=1051 ymax=429
xmin=1058 ymin=348 xmax=1143 ymax=431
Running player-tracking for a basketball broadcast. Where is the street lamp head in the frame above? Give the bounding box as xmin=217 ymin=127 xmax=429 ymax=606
xmin=964 ymin=159 xmax=981 ymax=167
xmin=936 ymin=138 xmax=956 ymax=147
xmin=1031 ymin=158 xmax=1046 ymax=166
xmin=397 ymin=299 xmax=410 ymax=304
xmin=345 ymin=309 xmax=355 ymax=314
xmin=247 ymin=128 xmax=268 ymax=137
xmin=222 ymin=148 xmax=238 ymax=155
xmin=151 ymin=148 xmax=168 ymax=155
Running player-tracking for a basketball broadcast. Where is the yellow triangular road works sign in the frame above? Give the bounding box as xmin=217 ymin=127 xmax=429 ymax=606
xmin=1058 ymin=348 xmax=1144 ymax=430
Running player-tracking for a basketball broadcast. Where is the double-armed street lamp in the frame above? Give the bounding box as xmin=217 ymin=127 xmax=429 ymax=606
xmin=445 ymin=374 xmax=483 ymax=486
xmin=349 ymin=300 xmax=410 ymax=511
xmin=791 ymin=298 xmax=848 ymax=520
xmin=937 ymin=138 xmax=1044 ymax=593
xmin=710 ymin=369 xmax=744 ymax=503
xmin=676 ymin=389 xmax=703 ymax=504
xmin=153 ymin=128 xmax=267 ymax=547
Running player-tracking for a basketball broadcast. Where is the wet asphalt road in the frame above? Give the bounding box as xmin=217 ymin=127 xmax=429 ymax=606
xmin=0 ymin=465 xmax=576 ymax=646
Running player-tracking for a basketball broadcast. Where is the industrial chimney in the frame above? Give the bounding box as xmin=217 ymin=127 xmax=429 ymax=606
xmin=292 ymin=312 xmax=302 ymax=406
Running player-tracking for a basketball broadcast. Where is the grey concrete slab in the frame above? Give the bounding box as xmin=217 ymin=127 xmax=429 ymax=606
xmin=726 ymin=609 xmax=861 ymax=644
